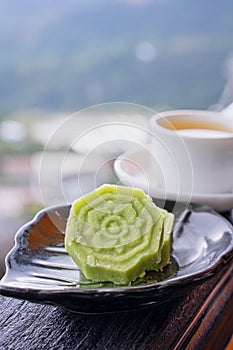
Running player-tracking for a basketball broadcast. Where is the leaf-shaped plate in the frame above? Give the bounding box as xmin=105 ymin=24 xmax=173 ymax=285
xmin=0 ymin=204 xmax=233 ymax=313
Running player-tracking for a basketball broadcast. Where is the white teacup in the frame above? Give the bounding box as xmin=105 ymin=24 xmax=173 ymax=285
xmin=149 ymin=109 xmax=233 ymax=195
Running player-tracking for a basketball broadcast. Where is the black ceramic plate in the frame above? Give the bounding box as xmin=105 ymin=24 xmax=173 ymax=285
xmin=0 ymin=205 xmax=233 ymax=313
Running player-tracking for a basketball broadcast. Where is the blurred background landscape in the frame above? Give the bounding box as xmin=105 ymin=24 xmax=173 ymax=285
xmin=1 ymin=0 xmax=233 ymax=113
xmin=1 ymin=0 xmax=233 ymax=275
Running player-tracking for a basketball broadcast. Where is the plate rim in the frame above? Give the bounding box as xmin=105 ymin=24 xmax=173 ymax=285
xmin=114 ymin=148 xmax=233 ymax=199
xmin=1 ymin=204 xmax=233 ymax=297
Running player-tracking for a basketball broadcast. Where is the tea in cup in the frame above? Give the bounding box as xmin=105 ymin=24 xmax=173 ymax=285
xmin=149 ymin=110 xmax=233 ymax=194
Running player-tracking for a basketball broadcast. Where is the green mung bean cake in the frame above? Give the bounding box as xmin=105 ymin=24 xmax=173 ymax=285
xmin=65 ymin=184 xmax=174 ymax=285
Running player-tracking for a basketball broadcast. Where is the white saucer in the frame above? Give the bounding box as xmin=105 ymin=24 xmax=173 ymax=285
xmin=114 ymin=148 xmax=233 ymax=212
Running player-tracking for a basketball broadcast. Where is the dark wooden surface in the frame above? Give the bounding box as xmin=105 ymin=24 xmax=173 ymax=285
xmin=0 ymin=261 xmax=232 ymax=350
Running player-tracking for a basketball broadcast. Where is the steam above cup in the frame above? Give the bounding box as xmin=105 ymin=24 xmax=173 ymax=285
xmin=149 ymin=109 xmax=233 ymax=195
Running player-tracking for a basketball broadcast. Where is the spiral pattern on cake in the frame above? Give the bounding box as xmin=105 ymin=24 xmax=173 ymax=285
xmin=65 ymin=185 xmax=174 ymax=285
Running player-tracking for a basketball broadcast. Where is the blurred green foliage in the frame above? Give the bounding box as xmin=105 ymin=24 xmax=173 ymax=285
xmin=0 ymin=141 xmax=43 ymax=155
xmin=0 ymin=0 xmax=232 ymax=114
